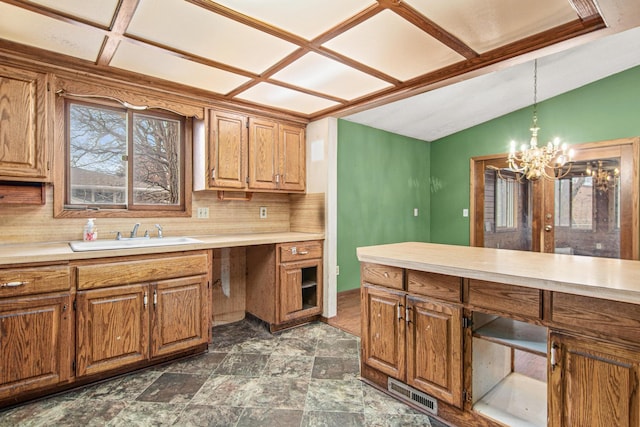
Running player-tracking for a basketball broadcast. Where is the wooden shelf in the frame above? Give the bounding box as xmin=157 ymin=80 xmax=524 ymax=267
xmin=474 ymin=317 xmax=547 ymax=356
xmin=302 ymin=280 xmax=317 ymax=289
xmin=474 ymin=372 xmax=546 ymax=427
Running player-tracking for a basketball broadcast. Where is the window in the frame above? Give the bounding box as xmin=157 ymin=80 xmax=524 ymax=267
xmin=554 ymin=176 xmax=593 ymax=229
xmin=65 ymin=100 xmax=185 ymax=213
xmin=495 ymin=177 xmax=518 ymax=229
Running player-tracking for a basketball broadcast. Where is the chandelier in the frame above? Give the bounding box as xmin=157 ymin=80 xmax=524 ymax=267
xmin=586 ymin=160 xmax=619 ymax=192
xmin=507 ymin=59 xmax=574 ymax=181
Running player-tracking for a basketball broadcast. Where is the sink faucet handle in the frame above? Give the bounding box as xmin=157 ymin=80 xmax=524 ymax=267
xmin=112 ymin=231 xmax=122 ymax=240
xmin=154 ymin=224 xmax=163 ymax=238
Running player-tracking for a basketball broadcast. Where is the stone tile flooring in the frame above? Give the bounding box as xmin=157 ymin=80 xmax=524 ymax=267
xmin=0 ymin=320 xmax=448 ymax=427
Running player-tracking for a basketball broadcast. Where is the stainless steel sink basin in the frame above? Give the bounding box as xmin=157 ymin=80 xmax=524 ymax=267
xmin=69 ymin=236 xmax=203 ymax=252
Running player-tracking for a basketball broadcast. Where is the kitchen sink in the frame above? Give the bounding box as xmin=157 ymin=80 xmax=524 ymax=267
xmin=69 ymin=236 xmax=203 ymax=252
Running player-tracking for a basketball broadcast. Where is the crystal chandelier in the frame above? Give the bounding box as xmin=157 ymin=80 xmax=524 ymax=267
xmin=507 ymin=59 xmax=574 ymax=181
xmin=586 ymin=160 xmax=619 ymax=192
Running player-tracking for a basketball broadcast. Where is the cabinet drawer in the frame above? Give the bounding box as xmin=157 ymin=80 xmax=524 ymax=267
xmin=279 ymin=241 xmax=322 ymax=262
xmin=468 ymin=279 xmax=541 ymax=319
xmin=0 ymin=265 xmax=70 ymax=297
xmin=361 ymin=262 xmax=404 ymax=290
xmin=551 ymin=292 xmax=640 ymax=344
xmin=408 ymin=270 xmax=461 ymax=302
xmin=77 ymin=253 xmax=209 ymax=290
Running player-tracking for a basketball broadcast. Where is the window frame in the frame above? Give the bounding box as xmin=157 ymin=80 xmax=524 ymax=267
xmin=54 ymin=95 xmax=192 ymax=219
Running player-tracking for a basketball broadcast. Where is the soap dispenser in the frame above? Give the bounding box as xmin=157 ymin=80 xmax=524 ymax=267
xmin=83 ymin=218 xmax=98 ymax=241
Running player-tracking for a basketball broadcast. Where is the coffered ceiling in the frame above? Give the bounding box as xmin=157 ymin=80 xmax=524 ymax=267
xmin=0 ymin=0 xmax=638 ymax=121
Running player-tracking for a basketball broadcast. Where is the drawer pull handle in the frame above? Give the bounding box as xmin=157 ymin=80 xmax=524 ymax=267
xmin=1 ymin=281 xmax=27 ymax=288
xmin=299 ymin=250 xmax=309 ymax=255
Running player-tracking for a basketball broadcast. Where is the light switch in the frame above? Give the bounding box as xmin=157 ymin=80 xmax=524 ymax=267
xmin=463 ymin=209 xmax=469 ymax=217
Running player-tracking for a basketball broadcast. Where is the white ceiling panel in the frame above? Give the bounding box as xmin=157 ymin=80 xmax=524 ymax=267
xmin=237 ymin=83 xmax=340 ymax=115
xmin=213 ymin=0 xmax=376 ymax=40
xmin=323 ymin=10 xmax=464 ymax=81
xmin=0 ymin=2 xmax=104 ymax=61
xmin=25 ymin=0 xmax=119 ymax=27
xmin=405 ymin=0 xmax=578 ymax=53
xmin=127 ymin=0 xmax=299 ymax=74
xmin=111 ymin=41 xmax=251 ymax=95
xmin=0 ymin=0 xmax=631 ymax=121
xmin=271 ymin=52 xmax=392 ymax=100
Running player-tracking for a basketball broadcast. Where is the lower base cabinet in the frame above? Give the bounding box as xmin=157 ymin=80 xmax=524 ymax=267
xmin=0 ymin=293 xmax=72 ymax=400
xmin=246 ymin=240 xmax=323 ymax=331
xmin=361 ymin=284 xmax=463 ymax=408
xmin=549 ymin=332 xmax=640 ymax=427
xmin=75 ymin=253 xmax=211 ymax=378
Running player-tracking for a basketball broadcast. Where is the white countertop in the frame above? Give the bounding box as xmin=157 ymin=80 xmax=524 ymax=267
xmin=0 ymin=232 xmax=324 ymax=266
xmin=357 ymin=242 xmax=640 ymax=305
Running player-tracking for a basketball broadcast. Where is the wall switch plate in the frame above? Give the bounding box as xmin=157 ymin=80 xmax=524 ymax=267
xmin=413 ymin=208 xmax=419 ymax=217
xmin=336 ymin=266 xmax=340 ymax=275
xmin=463 ymin=209 xmax=469 ymax=217
xmin=197 ymin=207 xmax=209 ymax=218
xmin=259 ymin=206 xmax=267 ymax=219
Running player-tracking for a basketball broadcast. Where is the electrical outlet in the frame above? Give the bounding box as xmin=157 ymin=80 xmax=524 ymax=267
xmin=197 ymin=207 xmax=209 ymax=218
xmin=336 ymin=266 xmax=340 ymax=275
xmin=413 ymin=208 xmax=419 ymax=217
xmin=259 ymin=206 xmax=267 ymax=219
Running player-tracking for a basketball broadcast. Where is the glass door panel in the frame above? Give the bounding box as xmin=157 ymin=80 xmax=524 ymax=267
xmin=553 ymin=158 xmax=620 ymax=258
xmin=471 ymin=137 xmax=639 ymax=260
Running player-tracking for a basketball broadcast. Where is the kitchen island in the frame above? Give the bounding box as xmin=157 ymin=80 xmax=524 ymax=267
xmin=357 ymin=242 xmax=640 ymax=427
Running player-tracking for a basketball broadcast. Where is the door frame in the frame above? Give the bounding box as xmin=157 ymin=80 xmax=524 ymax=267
xmin=470 ymin=137 xmax=640 ymax=259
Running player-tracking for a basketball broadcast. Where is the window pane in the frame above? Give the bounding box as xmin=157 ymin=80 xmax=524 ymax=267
xmin=132 ymin=113 xmax=181 ymax=205
xmin=571 ymin=177 xmax=593 ymax=230
xmin=69 ymin=104 xmax=127 ymax=205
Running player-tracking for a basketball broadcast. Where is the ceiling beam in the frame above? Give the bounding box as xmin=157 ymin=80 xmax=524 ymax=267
xmin=379 ymin=0 xmax=478 ymax=60
xmin=96 ymin=0 xmax=140 ymax=66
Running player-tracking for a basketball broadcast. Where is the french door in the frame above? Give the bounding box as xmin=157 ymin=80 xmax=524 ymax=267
xmin=471 ymin=137 xmax=639 ymax=260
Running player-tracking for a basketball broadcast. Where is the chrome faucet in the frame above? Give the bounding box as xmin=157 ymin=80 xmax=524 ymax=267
xmin=155 ymin=224 xmax=163 ymax=238
xmin=130 ymin=223 xmax=140 ymax=238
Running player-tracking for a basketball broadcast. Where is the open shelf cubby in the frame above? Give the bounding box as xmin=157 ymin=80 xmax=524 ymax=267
xmin=472 ymin=313 xmax=548 ymax=427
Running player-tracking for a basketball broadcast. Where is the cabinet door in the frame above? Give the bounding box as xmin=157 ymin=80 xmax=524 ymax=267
xmin=278 ymin=258 xmax=322 ymax=323
xmin=549 ymin=332 xmax=640 ymax=427
xmin=151 ymin=276 xmax=208 ymax=358
xmin=361 ymin=284 xmax=406 ymax=379
xmin=209 ymin=110 xmax=247 ymax=189
xmin=76 ymin=284 xmax=149 ymax=377
xmin=407 ymin=295 xmax=463 ymax=408
xmin=278 ymin=124 xmax=305 ymax=191
xmin=0 ymin=293 xmax=71 ymax=399
xmin=0 ymin=64 xmax=49 ymax=180
xmin=248 ymin=117 xmax=279 ymax=190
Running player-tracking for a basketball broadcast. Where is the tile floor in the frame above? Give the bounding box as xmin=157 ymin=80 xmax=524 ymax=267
xmin=0 ymin=319 xmax=448 ymax=427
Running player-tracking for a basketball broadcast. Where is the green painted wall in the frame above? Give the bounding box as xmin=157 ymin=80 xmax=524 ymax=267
xmin=430 ymin=65 xmax=640 ymax=245
xmin=337 ymin=120 xmax=431 ymax=292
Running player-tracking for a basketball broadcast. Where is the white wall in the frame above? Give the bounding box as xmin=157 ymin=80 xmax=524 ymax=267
xmin=306 ymin=117 xmax=338 ymax=318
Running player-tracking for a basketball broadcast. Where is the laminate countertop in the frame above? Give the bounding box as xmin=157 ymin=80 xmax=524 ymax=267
xmin=357 ymin=242 xmax=640 ymax=305
xmin=0 ymin=232 xmax=324 ymax=266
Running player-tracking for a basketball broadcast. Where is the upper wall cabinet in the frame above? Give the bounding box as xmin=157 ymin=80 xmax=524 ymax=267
xmin=0 ymin=64 xmax=50 ymax=182
xmin=197 ymin=109 xmax=306 ymax=193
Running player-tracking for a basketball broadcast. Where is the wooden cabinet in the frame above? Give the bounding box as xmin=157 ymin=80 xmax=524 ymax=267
xmin=0 ymin=64 xmax=50 ymax=181
xmin=408 ymin=295 xmax=462 ymax=407
xmin=549 ymin=332 xmax=640 ymax=427
xmin=246 ymin=240 xmax=323 ymax=331
xmin=198 ymin=109 xmax=305 ymax=193
xmin=75 ymin=252 xmax=210 ymax=377
xmin=361 ymin=284 xmax=405 ymax=379
xmin=247 ymin=117 xmax=305 ymax=192
xmin=361 ymin=282 xmax=463 ymax=408
xmin=76 ymin=284 xmax=149 ymax=377
xmin=0 ymin=264 xmax=71 ymax=402
xmin=208 ymin=110 xmax=247 ymax=189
